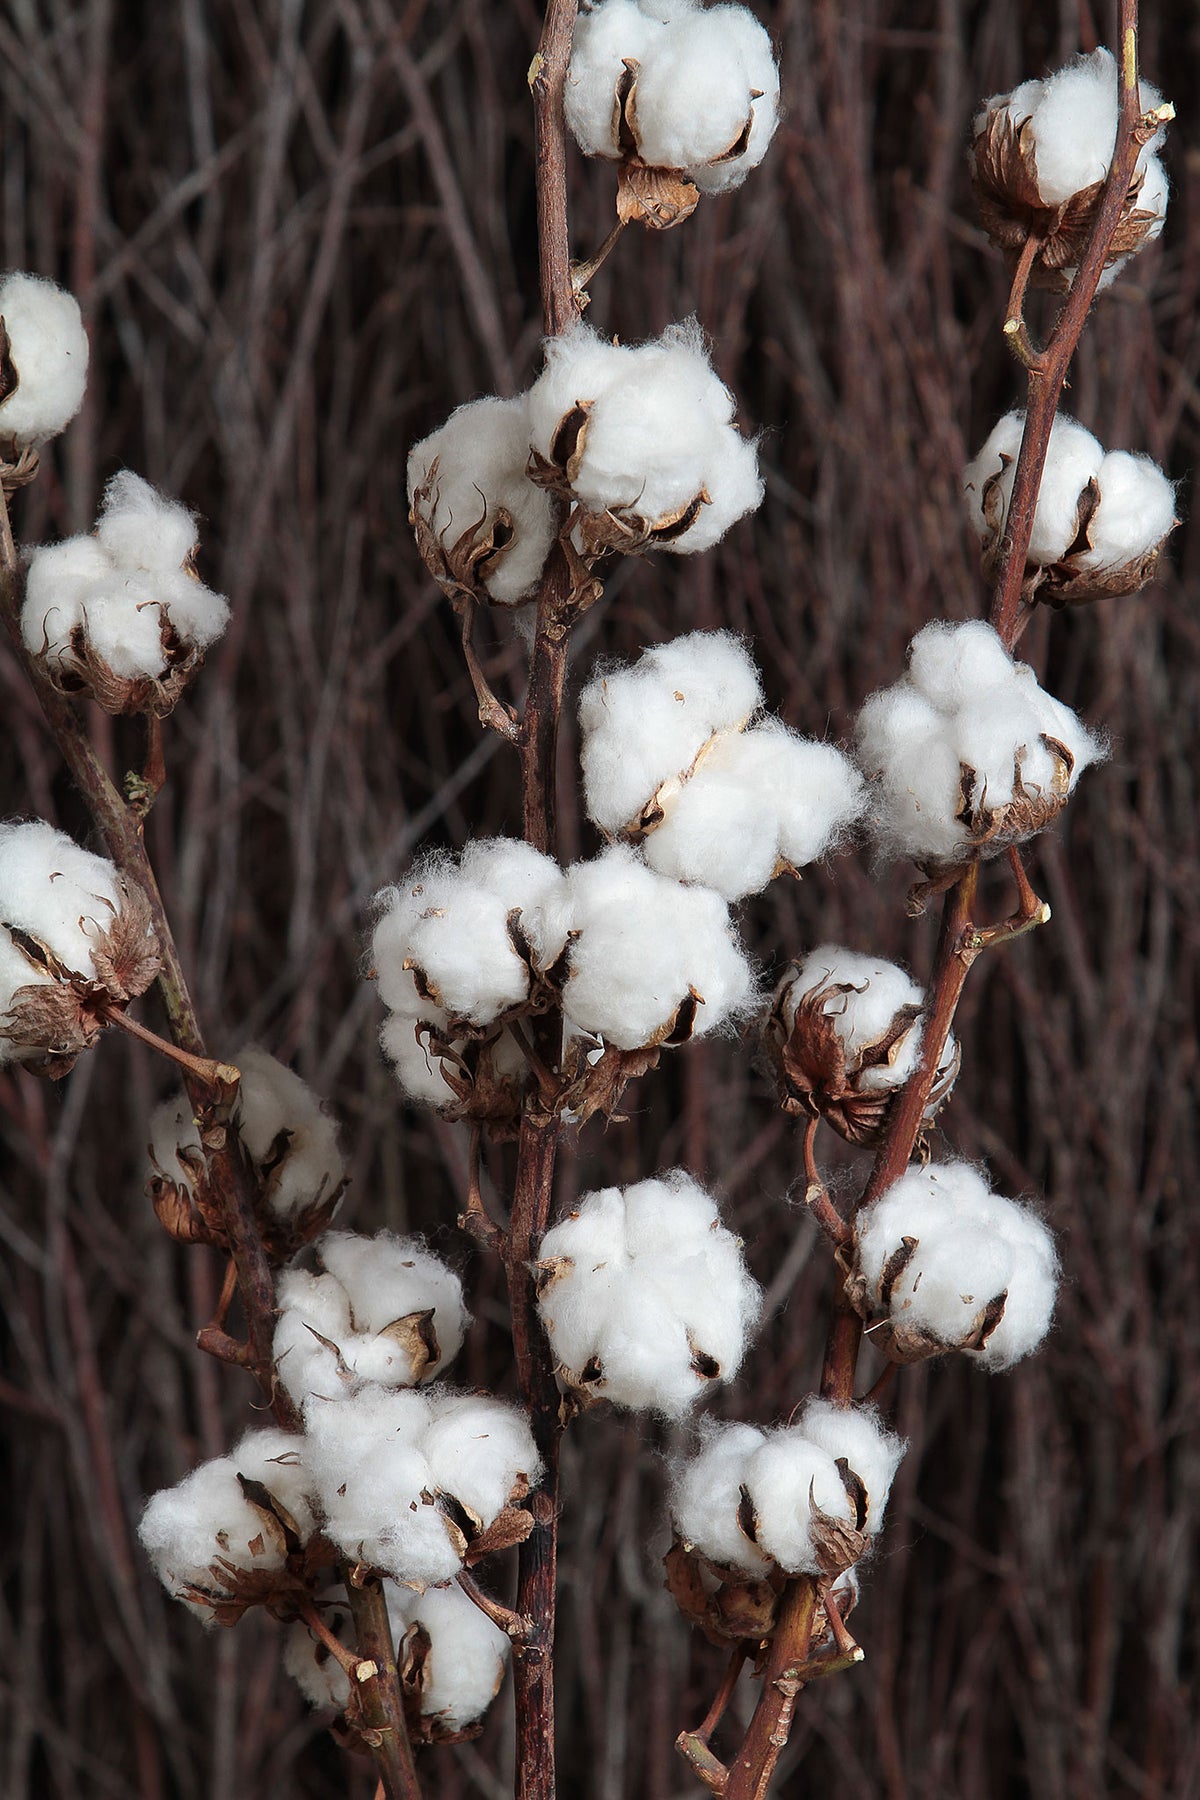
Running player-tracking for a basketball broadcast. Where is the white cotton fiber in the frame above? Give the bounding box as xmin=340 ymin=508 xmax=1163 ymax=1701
xmin=964 ymin=412 xmax=1104 ymax=566
xmin=783 ymin=945 xmax=928 ymax=1091
xmin=536 ymin=1170 xmax=761 ymax=1416
xmin=379 ymin=1012 xmax=463 ymax=1107
xmin=19 ymin=536 xmax=108 ymax=665
xmin=138 ymin=1428 xmax=316 ymax=1619
xmin=794 ymin=1400 xmax=905 ymax=1537
xmin=1005 ymin=50 xmax=1166 ymax=209
xmin=671 ymin=1420 xmax=770 ymax=1573
xmin=580 ymin=630 xmax=762 ymax=834
xmin=1077 ymin=450 xmax=1176 ymax=572
xmin=528 ymin=323 xmax=762 ymax=552
xmin=0 ymin=272 xmax=88 ymax=446
xmin=552 ymin=845 xmax=755 ymax=1049
xmin=742 ymin=1429 xmax=856 ymax=1574
xmin=855 ymin=621 xmax=1103 ymax=868
xmin=626 ymin=6 xmax=780 ymax=190
xmin=407 ymin=395 xmax=556 ymax=606
xmin=98 ymin=470 xmax=198 ymax=574
xmin=855 ymin=1162 xmax=1058 ymax=1369
xmin=301 ymin=1384 xmax=540 ymax=1586
xmin=274 ymin=1230 xmax=469 ymax=1405
xmin=565 ymin=0 xmax=665 ymax=157
xmin=641 ymin=720 xmax=864 ymax=900
xmin=147 ymin=1094 xmax=205 ymax=1196
xmin=231 ymin=1045 xmax=345 ymax=1221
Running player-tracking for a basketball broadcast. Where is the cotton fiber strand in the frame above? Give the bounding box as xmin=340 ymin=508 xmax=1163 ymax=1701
xmin=274 ymin=1230 xmax=469 ymax=1405
xmin=0 ymin=272 xmax=88 ymax=445
xmin=535 ymin=1170 xmax=761 ymax=1415
xmin=138 ymin=1429 xmax=316 ymax=1620
xmin=407 ymin=395 xmax=556 ymax=606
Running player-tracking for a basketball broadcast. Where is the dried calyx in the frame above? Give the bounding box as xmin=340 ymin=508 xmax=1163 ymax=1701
xmin=767 ymin=946 xmax=958 ymax=1146
xmin=0 ymin=820 xmax=160 ymax=1076
xmin=971 ymin=48 xmax=1172 ymax=292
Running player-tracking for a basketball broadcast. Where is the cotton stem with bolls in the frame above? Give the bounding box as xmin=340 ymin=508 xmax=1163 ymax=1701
xmin=0 ymin=479 xmax=424 ymax=1800
xmin=719 ymin=5 xmax=1145 ymax=1792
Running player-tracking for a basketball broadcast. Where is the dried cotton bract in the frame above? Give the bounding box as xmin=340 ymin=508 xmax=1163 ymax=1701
xmin=22 ymin=472 xmax=229 ymax=714
xmin=964 ymin=412 xmax=1177 ymax=604
xmin=407 ymin=395 xmax=556 ymax=607
xmin=580 ymin=632 xmax=863 ymax=900
xmin=302 ymin=1385 xmax=541 ymax=1586
xmin=534 ymin=1170 xmax=761 ymax=1415
xmin=286 ymin=1579 xmax=510 ymax=1738
xmin=0 ymin=271 xmax=88 ymax=449
xmin=855 ymin=620 xmax=1102 ymax=877
xmin=274 ymin=1231 xmax=470 ymax=1406
xmin=0 ymin=820 xmax=159 ymax=1074
xmin=527 ymin=323 xmax=762 ymax=556
xmin=850 ymin=1161 xmax=1059 ymax=1369
xmin=768 ymin=946 xmax=958 ymax=1145
xmin=138 ymin=1429 xmax=317 ymax=1624
xmin=566 ymin=0 xmax=780 ymax=204
xmin=972 ymin=48 xmax=1171 ymax=291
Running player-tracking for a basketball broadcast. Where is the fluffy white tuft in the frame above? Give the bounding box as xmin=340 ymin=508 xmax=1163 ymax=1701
xmin=1079 ymin=450 xmax=1177 ymax=573
xmin=964 ymin=412 xmax=1104 ymax=566
xmin=670 ymin=1420 xmax=770 ymax=1573
xmin=0 ymin=272 xmax=88 ymax=445
xmin=232 ymin=1045 xmax=346 ymax=1221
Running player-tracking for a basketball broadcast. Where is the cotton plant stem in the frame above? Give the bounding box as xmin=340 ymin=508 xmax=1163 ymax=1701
xmin=0 ymin=486 xmax=419 ymax=1800
xmin=343 ymin=1578 xmax=425 ymax=1800
xmin=723 ymin=11 xmax=1147 ymax=1792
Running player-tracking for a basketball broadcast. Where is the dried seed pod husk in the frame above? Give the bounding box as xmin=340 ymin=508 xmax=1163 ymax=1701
xmin=408 ymin=455 xmax=522 ymax=609
xmin=663 ymin=1538 xmax=785 ymax=1648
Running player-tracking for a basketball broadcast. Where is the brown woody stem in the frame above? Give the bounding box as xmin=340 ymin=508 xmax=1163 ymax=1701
xmin=342 ymin=1577 xmax=424 ymax=1800
xmin=457 ymin=1568 xmax=535 ymax=1642
xmin=100 ymin=1005 xmax=239 ymax=1087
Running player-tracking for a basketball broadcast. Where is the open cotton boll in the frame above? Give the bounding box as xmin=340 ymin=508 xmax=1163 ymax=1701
xmin=421 ymin=1390 xmax=543 ymax=1527
xmin=392 ymin=1581 xmax=509 ymax=1732
xmin=1016 ymin=50 xmax=1165 ymax=207
xmin=78 ymin=575 xmax=173 ymax=679
xmin=784 ymin=946 xmax=925 ymax=1090
xmin=20 ymin=535 xmax=109 ymax=665
xmin=0 ymin=820 xmax=124 ymax=973
xmin=796 ymin=1400 xmax=905 ymax=1538
xmin=137 ymin=1428 xmax=316 ymax=1619
xmin=536 ymin=1170 xmax=760 ymax=1415
xmin=407 ymin=396 xmax=556 ymax=607
xmin=580 ymin=630 xmax=762 ymax=835
xmin=0 ymin=272 xmax=88 ymax=446
xmin=626 ymin=6 xmax=779 ymax=184
xmin=556 ymin=845 xmax=755 ymax=1050
xmin=671 ymin=1420 xmax=770 ymax=1573
xmin=274 ymin=1231 xmax=468 ymax=1405
xmin=302 ymin=1386 xmax=465 ymax=1585
xmin=742 ymin=1430 xmax=857 ymax=1574
xmin=1078 ymin=451 xmax=1177 ymax=572
xmin=231 ymin=1046 xmax=346 ymax=1222
xmin=854 ymin=687 xmax=972 ymax=868
xmin=964 ymin=412 xmax=1103 ymax=565
xmin=564 ymin=0 xmax=666 ymax=157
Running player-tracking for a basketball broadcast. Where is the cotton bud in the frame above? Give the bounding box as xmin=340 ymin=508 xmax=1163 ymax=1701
xmin=407 ymin=395 xmax=556 ymax=607
xmin=286 ymin=1579 xmax=510 ymax=1738
xmin=538 ymin=844 xmax=756 ymax=1050
xmin=138 ymin=1429 xmax=317 ymax=1624
xmin=964 ymin=412 xmax=1177 ymax=604
xmin=580 ymin=632 xmax=863 ymax=899
xmin=22 ymin=472 xmax=229 ymax=715
xmin=527 ymin=322 xmax=762 ymax=557
xmin=302 ymin=1384 xmax=541 ymax=1586
xmin=534 ymin=1170 xmax=761 ymax=1415
xmin=0 ymin=272 xmax=88 ymax=451
xmin=767 ymin=946 xmax=958 ymax=1145
xmin=566 ymin=0 xmax=779 ymax=225
xmin=971 ymin=48 xmax=1171 ymax=292
xmin=0 ymin=820 xmax=160 ymax=1075
xmin=855 ymin=620 xmax=1102 ymax=876
xmin=849 ymin=1161 xmax=1059 ymax=1369
xmin=273 ymin=1230 xmax=470 ymax=1407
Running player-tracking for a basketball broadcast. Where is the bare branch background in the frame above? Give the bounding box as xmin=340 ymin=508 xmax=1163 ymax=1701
xmin=1 ymin=1 xmax=1197 ymax=1795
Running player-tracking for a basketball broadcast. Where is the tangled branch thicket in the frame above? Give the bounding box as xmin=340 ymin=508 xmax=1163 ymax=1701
xmin=1 ymin=2 xmax=1198 ymax=1796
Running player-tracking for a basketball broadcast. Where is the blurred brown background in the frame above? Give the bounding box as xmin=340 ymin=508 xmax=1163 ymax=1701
xmin=1 ymin=1 xmax=1198 ymax=1795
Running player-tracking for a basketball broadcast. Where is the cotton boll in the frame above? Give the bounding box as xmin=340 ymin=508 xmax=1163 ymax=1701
xmin=671 ymin=1420 xmax=770 ymax=1573
xmin=372 ymin=854 xmax=533 ymax=1029
xmin=962 ymin=413 xmax=1024 ymax=546
xmin=743 ymin=1431 xmax=855 ymax=1574
xmin=421 ymin=1391 xmax=543 ymax=1527
xmin=580 ymin=630 xmax=762 ymax=834
xmin=97 ymin=470 xmax=198 ymax=574
xmin=1023 ymin=51 xmax=1164 ymax=207
xmin=888 ymin=1224 xmax=1017 ymax=1351
xmin=1079 ymin=451 xmax=1176 ymax=572
xmin=796 ymin=1400 xmax=905 ymax=1538
xmin=785 ymin=945 xmax=925 ymax=1091
xmin=303 ymin=1387 xmax=464 ymax=1586
xmin=559 ymin=846 xmax=755 ymax=1049
xmin=965 ymin=413 xmax=1103 ymax=565
xmin=527 ymin=328 xmax=639 ymax=462
xmin=629 ymin=7 xmax=779 ymax=183
xmin=0 ymin=820 xmax=124 ymax=984
xmin=457 ymin=838 xmax=570 ymax=966
xmin=77 ymin=572 xmax=172 ymax=679
xmin=967 ymin=1192 xmax=1058 ymax=1369
xmin=670 ymin=428 xmax=764 ymax=550
xmin=407 ymin=396 xmax=556 ymax=607
xmin=231 ymin=1046 xmax=346 ymax=1222
xmin=20 ymin=535 xmax=109 ymax=664
xmin=907 ymin=619 xmax=1019 ymax=709
xmin=0 ymin=272 xmax=88 ymax=445
xmin=565 ymin=0 xmax=665 ymax=157
xmin=285 ymin=1590 xmax=355 ymax=1709
xmin=392 ymin=1582 xmax=510 ymax=1732
xmin=855 ymin=687 xmax=971 ymax=867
